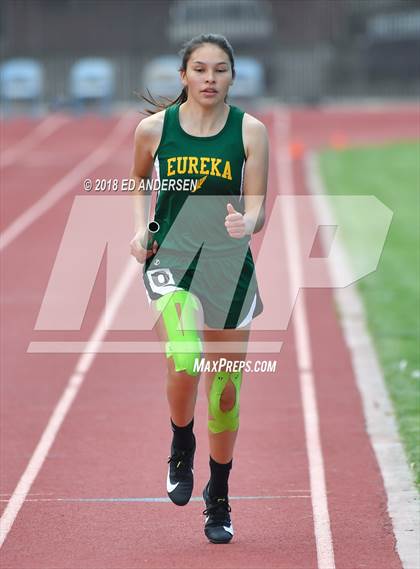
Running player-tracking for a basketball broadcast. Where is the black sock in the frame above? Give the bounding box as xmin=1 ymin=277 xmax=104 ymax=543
xmin=170 ymin=417 xmax=195 ymax=450
xmin=208 ymin=456 xmax=232 ymax=499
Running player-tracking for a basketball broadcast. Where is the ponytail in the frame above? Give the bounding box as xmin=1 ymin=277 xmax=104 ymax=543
xmin=139 ymin=86 xmax=188 ymax=116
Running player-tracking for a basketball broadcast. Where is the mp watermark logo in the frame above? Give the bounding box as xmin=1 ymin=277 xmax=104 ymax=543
xmin=28 ymin=194 xmax=392 ymax=354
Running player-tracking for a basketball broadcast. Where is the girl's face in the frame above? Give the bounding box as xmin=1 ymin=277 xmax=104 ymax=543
xmin=180 ymin=43 xmax=234 ymax=106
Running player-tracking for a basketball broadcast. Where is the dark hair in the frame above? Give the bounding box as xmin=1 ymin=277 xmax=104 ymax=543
xmin=140 ymin=34 xmax=235 ymax=116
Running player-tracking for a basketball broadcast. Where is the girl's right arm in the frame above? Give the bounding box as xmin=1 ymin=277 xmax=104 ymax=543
xmin=129 ymin=113 xmax=163 ymax=264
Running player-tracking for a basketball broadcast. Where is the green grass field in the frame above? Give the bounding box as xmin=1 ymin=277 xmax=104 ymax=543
xmin=319 ymin=140 xmax=420 ymax=488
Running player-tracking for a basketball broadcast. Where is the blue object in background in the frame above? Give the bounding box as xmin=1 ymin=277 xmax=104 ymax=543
xmin=229 ymin=57 xmax=265 ymax=99
xmin=69 ymin=58 xmax=115 ymax=114
xmin=142 ymin=56 xmax=183 ymax=100
xmin=0 ymin=58 xmax=44 ymax=116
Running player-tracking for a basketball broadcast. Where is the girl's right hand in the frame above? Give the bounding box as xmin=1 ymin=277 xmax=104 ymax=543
xmin=130 ymin=228 xmax=158 ymax=264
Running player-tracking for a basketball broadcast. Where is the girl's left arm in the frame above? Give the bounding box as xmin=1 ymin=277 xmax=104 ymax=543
xmin=225 ymin=115 xmax=269 ymax=238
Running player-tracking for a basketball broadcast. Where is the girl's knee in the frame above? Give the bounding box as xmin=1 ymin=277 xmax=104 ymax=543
xmin=167 ymin=363 xmax=200 ymax=389
xmin=219 ymin=379 xmax=236 ymax=412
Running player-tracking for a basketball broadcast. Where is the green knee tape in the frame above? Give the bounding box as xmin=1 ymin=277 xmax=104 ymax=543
xmin=156 ymin=290 xmax=202 ymax=376
xmin=208 ymin=371 xmax=242 ymax=434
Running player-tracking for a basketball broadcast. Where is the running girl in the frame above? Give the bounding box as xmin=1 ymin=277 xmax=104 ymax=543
xmin=129 ymin=34 xmax=268 ymax=544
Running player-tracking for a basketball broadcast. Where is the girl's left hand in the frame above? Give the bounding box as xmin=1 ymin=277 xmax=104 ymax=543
xmin=225 ymin=203 xmax=249 ymax=239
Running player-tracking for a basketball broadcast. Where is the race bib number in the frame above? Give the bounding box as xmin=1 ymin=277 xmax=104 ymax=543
xmin=146 ymin=267 xmax=177 ymax=294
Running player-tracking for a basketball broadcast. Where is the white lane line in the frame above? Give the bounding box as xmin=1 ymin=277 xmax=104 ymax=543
xmin=27 ymin=341 xmax=282 ymax=353
xmin=0 ymin=111 xmax=136 ymax=251
xmin=0 ymin=493 xmax=54 ymax=496
xmin=0 ymin=114 xmax=70 ymax=168
xmin=0 ymin=257 xmax=139 ymax=548
xmin=0 ymin=495 xmax=311 ymax=503
xmin=305 ymin=150 xmax=420 ymax=569
xmin=275 ymin=108 xmax=336 ymax=569
xmin=0 ymin=488 xmax=309 ymax=494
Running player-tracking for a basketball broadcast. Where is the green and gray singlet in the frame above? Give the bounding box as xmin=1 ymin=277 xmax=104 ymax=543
xmin=143 ymin=103 xmax=263 ymax=330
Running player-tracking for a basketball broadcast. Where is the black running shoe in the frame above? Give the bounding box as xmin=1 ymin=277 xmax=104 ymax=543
xmin=202 ymin=482 xmax=234 ymax=543
xmin=166 ymin=435 xmax=195 ymax=506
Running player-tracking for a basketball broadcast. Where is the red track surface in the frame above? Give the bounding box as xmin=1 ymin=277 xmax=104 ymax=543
xmin=0 ymin=105 xmax=418 ymax=568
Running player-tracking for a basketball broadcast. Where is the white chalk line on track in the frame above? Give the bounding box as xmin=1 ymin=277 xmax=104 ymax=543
xmin=0 ymin=495 xmax=311 ymax=503
xmin=27 ymin=341 xmax=282 ymax=353
xmin=0 ymin=111 xmax=136 ymax=251
xmin=305 ymin=151 xmax=420 ymax=569
xmin=275 ymin=108 xmax=336 ymax=569
xmin=0 ymin=257 xmax=139 ymax=548
xmin=0 ymin=114 xmax=70 ymax=169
